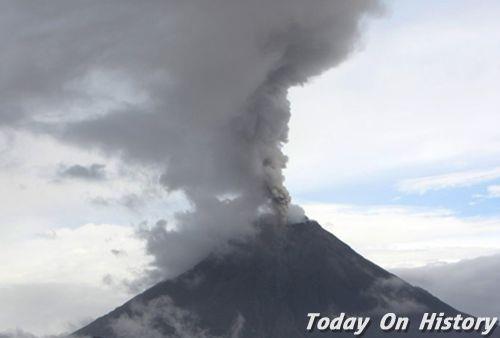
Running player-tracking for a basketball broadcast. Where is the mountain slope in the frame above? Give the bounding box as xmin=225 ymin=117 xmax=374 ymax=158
xmin=76 ymin=221 xmax=498 ymax=337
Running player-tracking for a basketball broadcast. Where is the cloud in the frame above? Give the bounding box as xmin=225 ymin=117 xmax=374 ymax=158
xmin=136 ymin=206 xmax=258 ymax=283
xmin=0 ymin=330 xmax=53 ymax=338
xmin=487 ymin=185 xmax=500 ymax=198
xmin=109 ymin=296 xmax=244 ymax=338
xmin=0 ymin=331 xmax=89 ymax=338
xmin=110 ymin=249 xmax=127 ymax=257
xmin=364 ymin=277 xmax=427 ymax=315
xmin=0 ymin=223 xmax=149 ymax=287
xmin=284 ymin=0 xmax=500 ymax=193
xmin=0 ymin=0 xmax=382 ymax=284
xmin=3 ymin=203 xmax=498 ymax=336
xmin=0 ymin=223 xmax=150 ymax=335
xmin=0 ymin=130 xmax=186 ymax=241
xmin=0 ymin=330 xmax=38 ymax=338
xmin=397 ymin=167 xmax=500 ymax=195
xmin=395 ymin=254 xmax=500 ymax=318
xmin=0 ymin=283 xmax=121 ymax=337
xmin=57 ymin=163 xmax=106 ymax=181
xmin=90 ymin=193 xmax=146 ymax=211
xmin=477 ymin=185 xmax=500 ymax=200
xmin=110 ymin=297 xmax=212 ymax=338
xmin=303 ymin=203 xmax=500 ymax=268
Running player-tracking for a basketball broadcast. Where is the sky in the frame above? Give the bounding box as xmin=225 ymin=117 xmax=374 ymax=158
xmin=1 ymin=0 xmax=500 ymax=335
xmin=285 ymin=0 xmax=500 ymax=267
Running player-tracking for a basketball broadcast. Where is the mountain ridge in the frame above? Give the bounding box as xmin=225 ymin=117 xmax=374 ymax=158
xmin=75 ymin=220 xmax=498 ymax=338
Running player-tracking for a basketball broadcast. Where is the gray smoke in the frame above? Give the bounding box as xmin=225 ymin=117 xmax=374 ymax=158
xmin=0 ymin=1 xmax=381 ymax=279
xmin=57 ymin=163 xmax=107 ymax=181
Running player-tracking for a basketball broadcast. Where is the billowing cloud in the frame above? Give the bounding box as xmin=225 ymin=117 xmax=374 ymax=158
xmin=0 ymin=0 xmax=382 ymax=280
xmin=395 ymin=254 xmax=500 ymax=318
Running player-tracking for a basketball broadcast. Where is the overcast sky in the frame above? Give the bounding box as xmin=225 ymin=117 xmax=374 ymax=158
xmin=1 ymin=0 xmax=500 ymax=335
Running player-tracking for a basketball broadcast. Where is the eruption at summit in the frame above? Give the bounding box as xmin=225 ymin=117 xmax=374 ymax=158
xmin=76 ymin=220 xmax=499 ymax=338
xmin=1 ymin=0 xmax=382 ymax=280
xmin=1 ymin=2 xmax=498 ymax=338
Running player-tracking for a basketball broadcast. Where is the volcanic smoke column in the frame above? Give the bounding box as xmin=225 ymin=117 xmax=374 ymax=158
xmin=0 ymin=0 xmax=381 ymax=277
xmin=171 ymin=0 xmax=382 ymax=224
xmin=141 ymin=0 xmax=380 ymax=278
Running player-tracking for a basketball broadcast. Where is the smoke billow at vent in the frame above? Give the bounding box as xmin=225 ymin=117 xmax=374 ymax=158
xmin=2 ymin=0 xmax=381 ymax=280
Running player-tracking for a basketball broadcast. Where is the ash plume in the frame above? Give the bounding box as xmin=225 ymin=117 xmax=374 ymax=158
xmin=0 ymin=1 xmax=381 ymax=279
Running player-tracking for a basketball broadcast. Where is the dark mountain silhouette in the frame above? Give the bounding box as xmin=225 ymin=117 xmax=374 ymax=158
xmin=75 ymin=220 xmax=498 ymax=337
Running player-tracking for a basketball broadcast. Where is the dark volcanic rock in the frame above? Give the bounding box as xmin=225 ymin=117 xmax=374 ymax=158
xmin=75 ymin=221 xmax=498 ymax=338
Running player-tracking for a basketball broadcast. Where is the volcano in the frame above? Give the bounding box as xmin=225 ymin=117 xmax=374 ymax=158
xmin=75 ymin=220 xmax=498 ymax=337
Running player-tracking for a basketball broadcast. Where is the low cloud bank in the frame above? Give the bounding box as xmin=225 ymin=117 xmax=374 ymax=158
xmin=395 ymin=254 xmax=500 ymax=318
